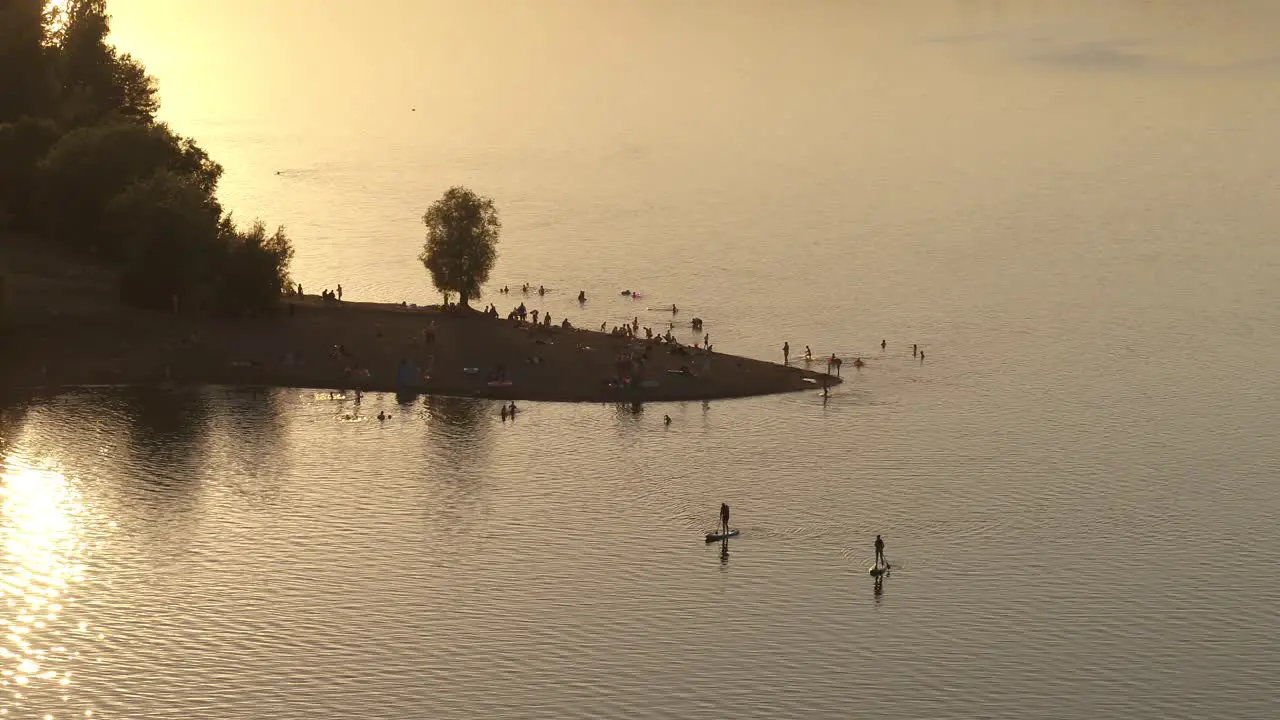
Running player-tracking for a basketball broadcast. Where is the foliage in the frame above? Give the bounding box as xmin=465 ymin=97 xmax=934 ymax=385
xmin=36 ymin=120 xmax=222 ymax=256
xmin=0 ymin=117 xmax=61 ymax=231
xmin=106 ymin=170 xmax=221 ymax=309
xmin=214 ymin=218 xmax=295 ymax=315
xmin=55 ymin=0 xmax=158 ymax=125
xmin=418 ymin=186 xmax=501 ymax=307
xmin=0 ymin=0 xmax=58 ymax=122
xmin=1 ymin=0 xmax=288 ymax=315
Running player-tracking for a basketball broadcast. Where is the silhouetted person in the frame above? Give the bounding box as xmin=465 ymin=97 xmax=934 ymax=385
xmin=337 ymin=284 xmax=343 ymax=301
xmin=913 ymin=344 xmax=918 ymax=357
xmin=501 ymin=405 xmax=508 ymax=421
xmin=664 ymin=414 xmax=672 ymax=425
xmin=805 ymin=345 xmax=812 ymax=361
xmin=875 ymin=535 xmax=888 ymax=568
xmin=881 ymin=339 xmax=886 ymax=350
xmin=919 ymin=351 xmax=925 ymax=361
xmin=720 ymin=503 xmax=730 ymax=535
xmin=783 ymin=341 xmax=790 ymax=364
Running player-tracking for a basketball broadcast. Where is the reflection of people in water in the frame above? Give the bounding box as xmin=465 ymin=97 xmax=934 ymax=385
xmin=875 ymin=534 xmax=888 ymax=568
xmin=720 ymin=503 xmax=730 ymax=535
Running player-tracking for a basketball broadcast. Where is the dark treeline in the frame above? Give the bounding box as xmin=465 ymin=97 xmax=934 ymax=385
xmin=0 ymin=0 xmax=293 ymax=314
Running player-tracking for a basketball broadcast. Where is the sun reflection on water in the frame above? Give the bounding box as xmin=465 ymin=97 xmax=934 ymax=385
xmin=0 ymin=457 xmax=89 ymax=715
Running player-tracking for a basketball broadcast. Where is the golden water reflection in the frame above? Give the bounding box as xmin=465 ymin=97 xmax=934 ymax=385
xmin=0 ymin=457 xmax=88 ymax=715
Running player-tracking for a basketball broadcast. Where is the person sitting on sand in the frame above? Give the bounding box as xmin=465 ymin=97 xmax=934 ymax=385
xmin=562 ymin=318 xmax=572 ymax=329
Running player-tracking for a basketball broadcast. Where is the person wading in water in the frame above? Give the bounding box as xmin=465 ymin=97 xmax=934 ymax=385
xmin=720 ymin=503 xmax=731 ymax=536
xmin=875 ymin=534 xmax=889 ymax=569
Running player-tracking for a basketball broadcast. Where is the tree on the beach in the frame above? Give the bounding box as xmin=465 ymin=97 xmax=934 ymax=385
xmin=419 ymin=186 xmax=500 ymax=307
xmin=0 ymin=0 xmax=294 ymax=314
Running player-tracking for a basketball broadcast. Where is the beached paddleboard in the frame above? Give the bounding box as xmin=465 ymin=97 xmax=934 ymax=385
xmin=868 ymin=565 xmax=890 ymax=577
xmin=705 ymin=529 xmax=740 ymax=542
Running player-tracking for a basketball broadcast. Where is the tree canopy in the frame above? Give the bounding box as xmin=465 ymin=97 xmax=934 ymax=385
xmin=0 ymin=0 xmax=292 ymax=315
xmin=418 ymin=187 xmax=501 ymax=307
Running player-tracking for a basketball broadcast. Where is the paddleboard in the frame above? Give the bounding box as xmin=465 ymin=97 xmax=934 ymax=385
xmin=705 ymin=529 xmax=740 ymax=542
xmin=868 ymin=565 xmax=889 ymax=577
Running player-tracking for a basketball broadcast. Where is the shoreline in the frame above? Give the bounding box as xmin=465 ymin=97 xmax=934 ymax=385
xmin=2 ymin=296 xmax=841 ymax=403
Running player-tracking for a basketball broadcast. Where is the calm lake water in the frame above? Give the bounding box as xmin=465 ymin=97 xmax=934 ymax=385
xmin=4 ymin=1 xmax=1280 ymax=717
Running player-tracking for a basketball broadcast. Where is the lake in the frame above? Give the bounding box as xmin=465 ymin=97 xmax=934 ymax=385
xmin=3 ymin=1 xmax=1279 ymax=717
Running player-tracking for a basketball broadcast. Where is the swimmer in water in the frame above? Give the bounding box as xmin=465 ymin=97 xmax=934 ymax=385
xmin=664 ymin=414 xmax=672 ymax=425
xmin=881 ymin=339 xmax=886 ymax=350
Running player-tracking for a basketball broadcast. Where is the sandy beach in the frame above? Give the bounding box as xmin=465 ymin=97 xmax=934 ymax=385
xmin=1 ymin=295 xmax=840 ymax=402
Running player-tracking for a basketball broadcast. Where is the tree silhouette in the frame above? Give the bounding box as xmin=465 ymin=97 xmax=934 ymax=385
xmin=418 ymin=186 xmax=500 ymax=307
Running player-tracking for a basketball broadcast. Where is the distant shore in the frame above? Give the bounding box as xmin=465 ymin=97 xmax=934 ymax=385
xmin=2 ymin=295 xmax=840 ymax=403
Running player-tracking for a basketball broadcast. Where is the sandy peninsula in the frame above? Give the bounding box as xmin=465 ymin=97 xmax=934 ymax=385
xmin=1 ymin=295 xmax=840 ymax=402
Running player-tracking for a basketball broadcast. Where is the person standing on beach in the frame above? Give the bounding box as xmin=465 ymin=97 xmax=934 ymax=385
xmin=783 ymin=342 xmax=790 ymax=364
xmin=337 ymin=284 xmax=343 ymax=301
